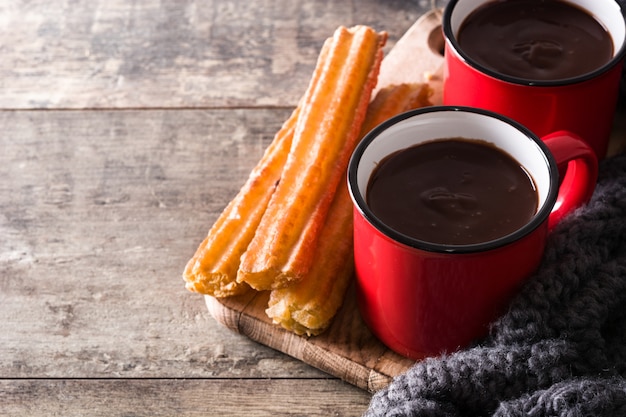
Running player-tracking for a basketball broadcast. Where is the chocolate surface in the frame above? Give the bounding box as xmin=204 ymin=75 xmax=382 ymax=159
xmin=457 ymin=0 xmax=613 ymax=81
xmin=366 ymin=138 xmax=538 ymax=245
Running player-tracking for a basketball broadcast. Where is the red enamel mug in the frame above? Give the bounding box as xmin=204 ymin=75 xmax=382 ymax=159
xmin=347 ymin=106 xmax=598 ymax=360
xmin=442 ymin=0 xmax=626 ymax=159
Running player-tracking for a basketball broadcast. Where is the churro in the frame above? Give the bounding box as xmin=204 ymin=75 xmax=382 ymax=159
xmin=182 ymin=107 xmax=299 ymax=297
xmin=266 ymin=82 xmax=433 ymax=335
xmin=237 ymin=25 xmax=387 ymax=291
xmin=265 ymin=181 xmax=354 ymax=336
xmin=359 ymin=82 xmax=433 ymax=136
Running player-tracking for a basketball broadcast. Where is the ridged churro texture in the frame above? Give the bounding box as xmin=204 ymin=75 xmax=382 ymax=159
xmin=265 ymin=182 xmax=354 ymax=336
xmin=237 ymin=25 xmax=387 ymax=291
xmin=265 ymin=82 xmax=432 ymax=335
xmin=359 ymin=83 xmax=433 ymax=137
xmin=182 ymin=108 xmax=299 ymax=297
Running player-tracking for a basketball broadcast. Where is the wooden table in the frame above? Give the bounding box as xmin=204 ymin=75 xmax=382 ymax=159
xmin=0 ymin=1 xmax=435 ymax=415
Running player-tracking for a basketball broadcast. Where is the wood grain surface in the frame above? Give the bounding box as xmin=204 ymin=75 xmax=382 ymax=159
xmin=0 ymin=0 xmax=434 ymax=415
xmin=0 ymin=379 xmax=371 ymax=417
xmin=2 ymin=0 xmax=624 ymax=415
xmin=0 ymin=0 xmax=427 ymax=110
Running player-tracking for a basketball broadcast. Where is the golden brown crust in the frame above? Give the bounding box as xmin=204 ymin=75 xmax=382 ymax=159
xmin=182 ymin=107 xmax=299 ymax=297
xmin=265 ymin=182 xmax=354 ymax=336
xmin=237 ymin=26 xmax=387 ymax=291
xmin=265 ymin=82 xmax=434 ymax=335
xmin=360 ymin=82 xmax=433 ymax=137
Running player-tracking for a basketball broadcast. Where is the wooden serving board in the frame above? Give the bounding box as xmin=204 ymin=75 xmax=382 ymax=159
xmin=206 ymin=284 xmax=415 ymax=393
xmin=206 ymin=9 xmax=626 ymax=394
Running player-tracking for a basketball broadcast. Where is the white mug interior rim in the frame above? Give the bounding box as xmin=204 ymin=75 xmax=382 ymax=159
xmin=443 ymin=0 xmax=626 ymax=86
xmin=347 ymin=106 xmax=559 ymax=254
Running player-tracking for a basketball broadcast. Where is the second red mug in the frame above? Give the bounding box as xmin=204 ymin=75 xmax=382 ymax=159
xmin=442 ymin=0 xmax=626 ymax=159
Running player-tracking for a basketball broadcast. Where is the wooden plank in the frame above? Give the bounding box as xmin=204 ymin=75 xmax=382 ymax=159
xmin=0 ymin=108 xmax=332 ymax=379
xmin=206 ymin=285 xmax=415 ymax=393
xmin=0 ymin=0 xmax=431 ymax=110
xmin=0 ymin=379 xmax=371 ymax=417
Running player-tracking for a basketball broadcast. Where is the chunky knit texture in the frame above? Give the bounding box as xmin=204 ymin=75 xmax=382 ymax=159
xmin=365 ymin=150 xmax=626 ymax=417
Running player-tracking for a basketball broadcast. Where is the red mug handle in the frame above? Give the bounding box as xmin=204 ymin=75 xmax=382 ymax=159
xmin=541 ymin=130 xmax=598 ymax=230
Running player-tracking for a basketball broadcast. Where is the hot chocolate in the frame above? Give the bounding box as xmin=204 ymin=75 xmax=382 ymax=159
xmin=366 ymin=138 xmax=538 ymax=245
xmin=457 ymin=0 xmax=614 ymax=81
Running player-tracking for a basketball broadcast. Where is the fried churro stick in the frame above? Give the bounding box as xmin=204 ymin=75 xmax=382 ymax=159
xmin=183 ymin=39 xmax=338 ymax=297
xmin=182 ymin=107 xmax=299 ymax=297
xmin=265 ymin=181 xmax=354 ymax=336
xmin=266 ymin=82 xmax=433 ymax=335
xmin=237 ymin=26 xmax=387 ymax=291
xmin=359 ymin=82 xmax=433 ymax=137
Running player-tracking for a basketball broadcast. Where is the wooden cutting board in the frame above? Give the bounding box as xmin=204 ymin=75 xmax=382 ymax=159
xmin=206 ymin=9 xmax=626 ymax=394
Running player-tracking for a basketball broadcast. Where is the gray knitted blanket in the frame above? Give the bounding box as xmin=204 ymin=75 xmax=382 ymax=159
xmin=365 ymin=149 xmax=626 ymax=416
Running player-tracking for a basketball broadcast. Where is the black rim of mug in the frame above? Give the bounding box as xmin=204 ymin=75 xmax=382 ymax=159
xmin=442 ymin=0 xmax=626 ymax=87
xmin=347 ymin=106 xmax=560 ymax=255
